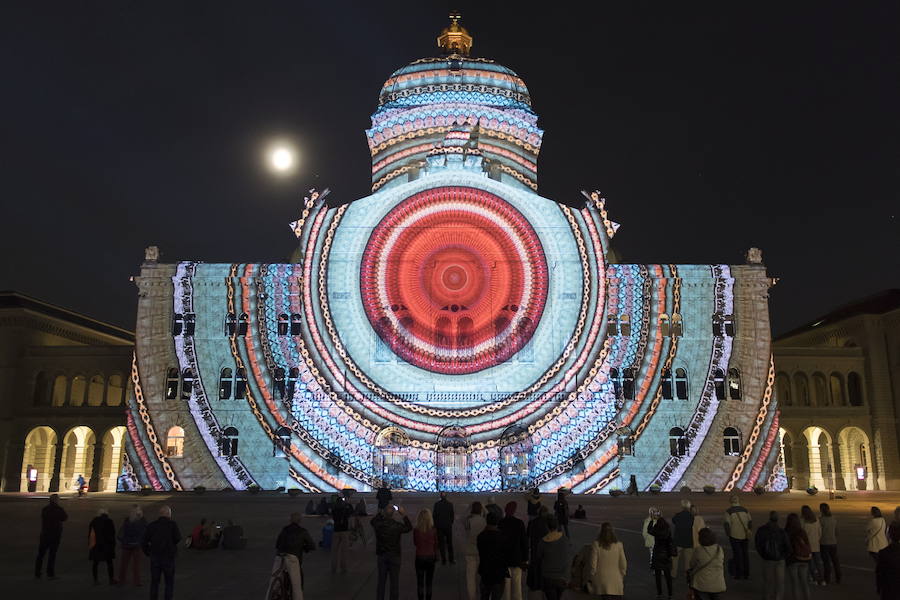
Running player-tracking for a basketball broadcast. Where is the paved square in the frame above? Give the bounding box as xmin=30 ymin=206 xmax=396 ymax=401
xmin=1 ymin=490 xmax=893 ymax=599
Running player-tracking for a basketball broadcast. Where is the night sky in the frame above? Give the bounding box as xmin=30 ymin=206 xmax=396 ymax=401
xmin=2 ymin=3 xmax=897 ymax=335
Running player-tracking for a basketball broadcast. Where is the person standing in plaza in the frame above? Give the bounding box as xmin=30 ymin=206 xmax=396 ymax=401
xmin=88 ymin=508 xmax=117 ymax=585
xmin=272 ymin=512 xmax=315 ymax=600
xmin=642 ymin=507 xmax=660 ymax=559
xmin=799 ymin=505 xmax=824 ymax=585
xmin=371 ymin=504 xmax=413 ymax=600
xmin=553 ymin=488 xmax=570 ymax=538
xmin=376 ymin=483 xmax=392 ymax=511
xmin=754 ymin=511 xmax=790 ymax=600
xmin=525 ymin=488 xmax=541 ymax=520
xmin=818 ymin=503 xmax=840 ymax=585
xmin=118 ymin=504 xmax=147 ymax=586
xmin=142 ymin=505 xmax=181 ymax=600
xmin=535 ymin=515 xmax=571 ymax=600
xmin=34 ymin=493 xmax=67 ymax=580
xmin=723 ymin=495 xmax=752 ymax=580
xmin=485 ymin=497 xmax=503 ymax=522
xmin=784 ymin=513 xmax=812 ymax=600
xmin=498 ymin=501 xmax=527 ymax=600
xmin=525 ymin=505 xmax=550 ymax=595
xmin=586 ymin=522 xmax=627 ymax=599
xmin=867 ymin=506 xmax=889 ymax=561
xmin=464 ymin=501 xmax=487 ymax=600
xmin=671 ymin=500 xmax=694 ymax=580
xmin=331 ymin=495 xmax=354 ymax=574
xmin=876 ymin=524 xmax=900 ymax=600
xmin=688 ymin=528 xmax=726 ymax=600
xmin=691 ymin=505 xmax=706 ymax=552
xmin=413 ymin=508 xmax=438 ymax=600
xmin=432 ymin=491 xmax=455 ymax=565
xmin=649 ymin=517 xmax=677 ymax=600
xmin=477 ymin=512 xmax=508 ymax=600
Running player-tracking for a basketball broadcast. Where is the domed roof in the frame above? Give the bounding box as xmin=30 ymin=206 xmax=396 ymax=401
xmin=378 ymin=56 xmax=532 ymax=111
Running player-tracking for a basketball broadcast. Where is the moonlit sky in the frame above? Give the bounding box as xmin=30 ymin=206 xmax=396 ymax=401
xmin=1 ymin=3 xmax=897 ymax=335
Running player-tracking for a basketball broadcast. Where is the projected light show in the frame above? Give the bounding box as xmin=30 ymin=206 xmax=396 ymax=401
xmin=124 ymin=15 xmax=784 ymax=494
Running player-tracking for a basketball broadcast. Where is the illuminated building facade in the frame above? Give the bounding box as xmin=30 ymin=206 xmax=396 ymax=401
xmin=125 ymin=17 xmax=783 ymax=493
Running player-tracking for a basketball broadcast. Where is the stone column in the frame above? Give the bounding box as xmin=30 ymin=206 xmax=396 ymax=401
xmin=2 ymin=438 xmax=25 ymax=492
xmin=88 ymin=440 xmax=104 ymax=492
xmin=48 ymin=438 xmax=64 ymax=492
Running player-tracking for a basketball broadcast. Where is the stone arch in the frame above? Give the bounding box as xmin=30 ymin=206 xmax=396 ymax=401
xmin=811 ymin=372 xmax=828 ymax=407
xmin=499 ymin=425 xmax=532 ymax=491
xmin=829 ymin=372 xmax=845 ymax=406
xmin=98 ymin=426 xmax=127 ymax=492
xmin=166 ymin=426 xmax=185 ymax=458
xmin=776 ymin=372 xmax=792 ymax=406
xmin=70 ymin=374 xmax=87 ymax=407
xmin=21 ymin=426 xmax=58 ymax=492
xmin=838 ymin=426 xmax=874 ymax=490
xmin=59 ymin=426 xmax=96 ymax=492
xmin=33 ymin=372 xmax=51 ymax=407
xmin=106 ymin=373 xmax=125 ymax=407
xmin=374 ymin=426 xmax=410 ymax=489
xmin=847 ymin=372 xmax=864 ymax=406
xmin=436 ymin=425 xmax=470 ymax=491
xmin=51 ymin=374 xmax=68 ymax=407
xmin=794 ymin=373 xmax=810 ymax=407
xmin=801 ymin=426 xmax=836 ymax=490
xmin=779 ymin=428 xmax=795 ymax=489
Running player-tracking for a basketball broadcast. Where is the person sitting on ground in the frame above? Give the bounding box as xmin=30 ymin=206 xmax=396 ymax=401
xmin=573 ymin=505 xmax=587 ymax=520
xmin=191 ymin=518 xmax=209 ymax=549
xmin=221 ymin=519 xmax=247 ymax=550
xmin=203 ymin=519 xmax=221 ymax=549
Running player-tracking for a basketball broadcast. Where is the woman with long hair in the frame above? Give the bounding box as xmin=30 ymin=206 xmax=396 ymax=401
xmin=649 ymin=517 xmax=676 ymax=599
xmin=818 ymin=503 xmax=840 ymax=584
xmin=689 ymin=528 xmax=725 ymax=600
xmin=867 ymin=506 xmax=889 ymax=561
xmin=800 ymin=505 xmax=824 ymax=585
xmin=413 ymin=508 xmax=438 ymax=600
xmin=785 ymin=513 xmax=811 ymax=600
xmin=464 ymin=502 xmax=486 ymax=600
xmin=587 ymin=522 xmax=627 ymax=599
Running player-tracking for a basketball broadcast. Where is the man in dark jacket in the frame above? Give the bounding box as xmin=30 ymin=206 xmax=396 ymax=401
xmin=371 ymin=505 xmax=412 ymax=600
xmin=376 ymin=484 xmax=393 ymax=510
xmin=877 ymin=525 xmax=900 ymax=600
xmin=477 ymin=512 xmax=508 ymax=600
xmin=671 ymin=499 xmax=694 ymax=579
xmin=142 ymin=506 xmax=181 ymax=600
xmin=499 ymin=501 xmax=527 ymax=600
xmin=754 ymin=511 xmax=789 ymax=600
xmin=553 ymin=488 xmax=570 ymax=537
xmin=34 ymin=493 xmax=67 ymax=579
xmin=331 ymin=496 xmax=355 ymax=573
xmin=433 ymin=491 xmax=455 ymax=565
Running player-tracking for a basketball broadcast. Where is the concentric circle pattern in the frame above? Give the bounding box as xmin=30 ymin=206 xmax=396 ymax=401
xmin=360 ymin=187 xmax=548 ymax=374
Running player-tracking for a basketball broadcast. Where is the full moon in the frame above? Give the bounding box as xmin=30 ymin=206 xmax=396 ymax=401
xmin=270 ymin=147 xmax=295 ymax=172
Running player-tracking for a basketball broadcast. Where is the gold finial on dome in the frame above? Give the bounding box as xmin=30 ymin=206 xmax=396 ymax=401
xmin=437 ymin=11 xmax=472 ymax=56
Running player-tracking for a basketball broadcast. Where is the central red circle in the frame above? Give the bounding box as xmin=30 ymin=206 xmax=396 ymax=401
xmin=360 ymin=187 xmax=548 ymax=374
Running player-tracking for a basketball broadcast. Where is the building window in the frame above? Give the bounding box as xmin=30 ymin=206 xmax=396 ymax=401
xmin=88 ymin=374 xmax=105 ymax=406
xmin=728 ymin=368 xmax=742 ymax=400
xmin=219 ymin=368 xmax=233 ymax=399
xmin=106 ymin=374 xmax=124 ymax=406
xmin=671 ymin=314 xmax=683 ymax=337
xmin=165 ymin=368 xmax=179 ymax=400
xmin=235 ymin=368 xmax=247 ymax=399
xmin=812 ymin=372 xmax=828 ymax=406
xmin=172 ymin=313 xmax=184 ymax=336
xmin=180 ymin=368 xmax=193 ymax=400
xmin=273 ymin=367 xmax=286 ymax=400
xmin=32 ymin=372 xmax=51 ymax=407
xmin=669 ymin=427 xmax=687 ymax=457
xmin=277 ymin=314 xmax=289 ymax=336
xmin=723 ymin=315 xmax=735 ymax=337
xmin=609 ymin=368 xmax=622 ymax=400
xmin=713 ymin=368 xmax=726 ymax=401
xmin=51 ymin=374 xmax=68 ymax=407
xmin=184 ymin=313 xmax=196 ymax=336
xmin=724 ymin=427 xmax=741 ymax=456
xmin=619 ymin=314 xmax=631 ymax=337
xmin=847 ymin=372 xmax=863 ymax=406
xmin=274 ymin=426 xmax=291 ymax=458
xmin=776 ymin=372 xmax=792 ymax=406
xmin=829 ymin=373 xmax=844 ymax=406
xmin=220 ymin=427 xmax=239 ymax=457
xmin=794 ymin=373 xmax=810 ymax=406
xmin=675 ymin=368 xmax=688 ymax=400
xmin=166 ymin=426 xmax=185 ymax=458
xmin=659 ymin=314 xmax=670 ymax=337
xmin=712 ymin=314 xmax=723 ymax=337
xmin=607 ymin=314 xmax=618 ymax=337
xmin=287 ymin=367 xmax=299 ymax=400
xmin=623 ymin=368 xmax=636 ymax=400
xmin=225 ymin=313 xmax=237 ymax=336
xmin=661 ymin=369 xmax=673 ymax=400
xmin=290 ymin=313 xmax=302 ymax=336
xmin=237 ymin=313 xmax=249 ymax=336
xmin=70 ymin=374 xmax=87 ymax=406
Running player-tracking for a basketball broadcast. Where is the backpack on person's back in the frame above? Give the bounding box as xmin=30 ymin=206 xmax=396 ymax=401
xmin=791 ymin=533 xmax=811 ymax=561
xmin=569 ymin=543 xmax=593 ymax=591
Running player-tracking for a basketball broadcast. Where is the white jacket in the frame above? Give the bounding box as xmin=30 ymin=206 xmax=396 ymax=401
xmin=689 ymin=544 xmax=726 ymax=594
xmin=464 ymin=514 xmax=486 ymax=556
xmin=802 ymin=520 xmax=822 ymax=553
xmin=642 ymin=517 xmax=657 ymax=548
xmin=588 ymin=541 xmax=627 ymax=596
xmin=867 ymin=517 xmax=888 ymax=553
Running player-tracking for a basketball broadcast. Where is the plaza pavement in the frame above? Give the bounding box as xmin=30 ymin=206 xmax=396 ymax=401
xmin=0 ymin=490 xmax=894 ymax=599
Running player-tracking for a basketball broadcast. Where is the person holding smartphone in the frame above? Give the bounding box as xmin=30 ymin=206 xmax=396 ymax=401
xmin=372 ymin=504 xmax=413 ymax=600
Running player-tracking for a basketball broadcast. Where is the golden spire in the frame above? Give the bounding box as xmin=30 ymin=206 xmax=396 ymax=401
xmin=437 ymin=11 xmax=473 ymax=56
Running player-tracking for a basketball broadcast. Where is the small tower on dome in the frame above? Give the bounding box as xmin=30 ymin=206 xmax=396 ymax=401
xmin=437 ymin=12 xmax=473 ymax=56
